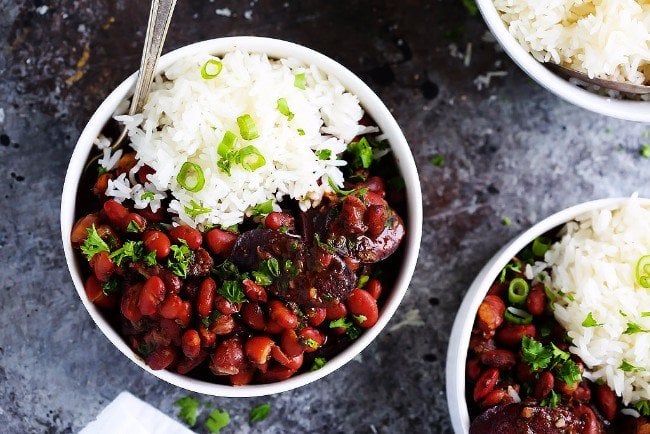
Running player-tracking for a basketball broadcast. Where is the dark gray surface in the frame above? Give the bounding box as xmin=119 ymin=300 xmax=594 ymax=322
xmin=1 ymin=1 xmax=649 ymax=433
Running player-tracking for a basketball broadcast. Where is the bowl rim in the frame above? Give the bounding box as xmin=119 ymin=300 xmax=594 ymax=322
xmin=60 ymin=36 xmax=423 ymax=397
xmin=446 ymin=196 xmax=650 ymax=433
xmin=475 ymin=0 xmax=650 ymax=123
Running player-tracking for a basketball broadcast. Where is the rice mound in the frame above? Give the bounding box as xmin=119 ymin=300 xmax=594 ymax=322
xmin=542 ymin=198 xmax=650 ymax=405
xmin=104 ymin=50 xmax=378 ymax=228
xmin=493 ymin=0 xmax=650 ymax=85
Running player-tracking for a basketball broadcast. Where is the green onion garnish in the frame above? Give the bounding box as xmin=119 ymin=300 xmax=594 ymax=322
xmin=201 ymin=59 xmax=223 ymax=79
xmin=508 ymin=278 xmax=530 ymax=305
xmin=504 ymin=306 xmax=533 ymax=324
xmin=294 ymin=72 xmax=306 ymax=90
xmin=532 ymin=236 xmax=551 ymax=257
xmin=184 ymin=200 xmax=211 ymax=218
xmin=237 ymin=114 xmax=260 ymax=140
xmin=237 ymin=145 xmax=266 ymax=171
xmin=636 ymin=255 xmax=650 ymax=288
xmin=276 ymin=98 xmax=294 ymax=120
xmin=327 ymin=177 xmax=355 ymax=196
xmin=297 ymin=128 xmax=305 ymax=136
xmin=217 ymin=131 xmax=238 ymax=157
xmin=177 ymin=162 xmax=205 ymax=192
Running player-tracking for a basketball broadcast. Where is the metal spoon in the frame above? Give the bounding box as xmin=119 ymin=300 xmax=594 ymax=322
xmin=546 ymin=63 xmax=650 ymax=95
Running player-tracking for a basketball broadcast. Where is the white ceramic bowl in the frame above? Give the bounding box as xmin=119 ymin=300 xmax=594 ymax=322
xmin=446 ymin=197 xmax=650 ymax=433
xmin=475 ymin=0 xmax=650 ymax=123
xmin=61 ymin=37 xmax=423 ymax=397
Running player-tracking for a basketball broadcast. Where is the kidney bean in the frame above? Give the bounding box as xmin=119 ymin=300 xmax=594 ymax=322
xmin=486 ymin=282 xmax=506 ymax=298
xmin=241 ymin=302 xmax=266 ymax=331
xmin=196 ymin=278 xmax=216 ymax=318
xmin=344 ymin=256 xmax=360 ymax=273
xmin=259 ymin=365 xmax=298 ymax=383
xmin=210 ymin=314 xmax=235 ymax=335
xmin=595 ymin=384 xmax=618 ymax=421
xmin=177 ymin=351 xmax=207 ymax=375
xmin=198 ymin=327 xmax=216 ymax=348
xmin=496 ymin=324 xmax=536 ymax=347
xmin=242 ymin=279 xmax=267 ymax=302
xmin=96 ymin=225 xmax=119 ymax=247
xmin=181 ymin=329 xmax=201 ymax=359
xmin=573 ymin=384 xmax=591 ymax=402
xmin=92 ymin=172 xmax=112 ymax=196
xmin=364 ymin=205 xmax=387 ymax=239
xmin=515 ymin=362 xmax=535 ymax=384
xmin=280 ymin=329 xmax=305 ymax=358
xmin=205 ymin=228 xmax=238 ymax=256
xmin=92 ymin=251 xmax=116 ymax=282
xmin=358 ymin=176 xmax=386 ymax=197
xmin=245 ymin=336 xmax=275 ymax=365
xmin=143 ymin=230 xmax=171 ymax=260
xmin=125 ymin=212 xmax=146 ymax=233
xmin=210 ymin=337 xmax=245 ymax=375
xmin=230 ymin=364 xmax=255 ymax=386
xmin=158 ymin=294 xmax=191 ymax=327
xmin=103 ymin=200 xmax=129 ymax=228
xmin=71 ymin=214 xmax=100 ymax=244
xmin=480 ymin=388 xmax=511 ymax=408
xmin=139 ymin=206 xmax=165 ymax=223
xmin=298 ymin=327 xmax=325 ymax=352
xmin=116 ymin=152 xmax=137 ymax=174
xmin=534 ymin=371 xmax=555 ymax=400
xmin=556 ymin=379 xmax=578 ymax=396
xmin=473 ymin=368 xmax=500 ymax=402
xmin=270 ymin=346 xmax=304 ymax=370
xmin=136 ymin=164 xmax=155 ymax=184
xmin=476 ymin=295 xmax=506 ymax=334
xmin=346 ymin=288 xmax=379 ymax=328
xmin=158 ymin=269 xmax=181 ymax=294
xmin=469 ymin=335 xmax=497 ymax=356
xmin=526 ymin=284 xmax=546 ymax=316
xmin=573 ymin=405 xmax=601 ymax=434
xmin=168 ymin=225 xmax=203 ymax=250
xmin=84 ymin=275 xmax=117 ymax=309
xmin=466 ymin=358 xmax=482 ymax=382
xmin=365 ymin=279 xmax=382 ymax=300
xmin=480 ymin=349 xmax=516 ymax=370
xmin=121 ymin=283 xmax=143 ymax=323
xmin=340 ymin=195 xmax=368 ymax=235
xmin=264 ymin=212 xmax=294 ymax=231
xmin=325 ymin=301 xmax=347 ymax=320
xmin=305 ymin=307 xmax=327 ymax=326
xmin=138 ymin=276 xmax=166 ymax=316
xmin=159 ymin=318 xmax=182 ymax=346
xmin=265 ymin=320 xmax=284 ymax=335
xmin=146 ymin=345 xmax=177 ymax=370
xmin=269 ymin=300 xmax=298 ymax=329
xmin=215 ymin=295 xmax=241 ymax=315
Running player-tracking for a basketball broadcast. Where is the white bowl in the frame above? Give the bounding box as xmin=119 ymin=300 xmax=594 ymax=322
xmin=475 ymin=0 xmax=650 ymax=123
xmin=446 ymin=197 xmax=650 ymax=433
xmin=60 ymin=37 xmax=423 ymax=397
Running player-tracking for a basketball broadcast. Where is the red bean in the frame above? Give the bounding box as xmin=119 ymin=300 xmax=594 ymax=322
xmin=245 ymin=336 xmax=275 ymax=365
xmin=264 ymin=212 xmax=294 ymax=231
xmin=176 ymin=351 xmax=207 ymax=375
xmin=158 ymin=269 xmax=182 ymax=294
xmin=486 ymin=282 xmax=506 ymax=298
xmin=259 ymin=365 xmax=298 ymax=382
xmin=92 ymin=251 xmax=116 ymax=282
xmin=139 ymin=206 xmax=164 ymax=223
xmin=93 ymin=173 xmax=112 ymax=196
xmin=205 ymin=228 xmax=238 ymax=256
xmin=215 ymin=295 xmax=241 ymax=315
xmin=480 ymin=388 xmax=511 ymax=408
xmin=136 ymin=164 xmax=155 ymax=184
xmin=210 ymin=337 xmax=245 ymax=375
xmin=477 ymin=295 xmax=506 ymax=334
xmin=347 ymin=288 xmax=379 ymax=328
xmin=469 ymin=335 xmax=497 ymax=356
xmin=198 ymin=327 xmax=216 ymax=348
xmin=269 ymin=300 xmax=298 ymax=329
xmin=298 ymin=327 xmax=325 ymax=352
xmin=305 ymin=307 xmax=327 ymax=326
xmin=473 ymin=368 xmax=500 ymax=402
xmin=103 ymin=200 xmax=129 ymax=228
xmin=357 ymin=176 xmax=386 ymax=197
xmin=325 ymin=301 xmax=347 ymax=320
xmin=71 ymin=214 xmax=100 ymax=244
xmin=230 ymin=364 xmax=255 ymax=386
xmin=168 ymin=225 xmax=202 ymax=250
xmin=196 ymin=278 xmax=216 ymax=318
xmin=556 ymin=379 xmax=578 ymax=396
xmin=116 ymin=152 xmax=137 ymax=174
xmin=138 ymin=276 xmax=166 ymax=316
xmin=595 ymin=384 xmax=618 ymax=421
xmin=265 ymin=320 xmax=284 ymax=335
xmin=143 ymin=230 xmax=171 ymax=259
xmin=280 ymin=329 xmax=304 ymax=358
xmin=181 ymin=329 xmax=201 ymax=359
xmin=495 ymin=324 xmax=536 ymax=347
xmin=573 ymin=405 xmax=601 ymax=434
xmin=466 ymin=358 xmax=482 ymax=382
xmin=159 ymin=318 xmax=182 ymax=346
xmin=121 ymin=284 xmax=143 ymax=322
xmin=84 ymin=275 xmax=117 ymax=309
xmin=125 ymin=212 xmax=146 ymax=232
xmin=146 ymin=346 xmax=177 ymax=370
xmin=526 ymin=284 xmax=546 ymax=316
xmin=364 ymin=205 xmax=387 ymax=238
xmin=241 ymin=302 xmax=266 ymax=331
xmin=340 ymin=195 xmax=368 ymax=234
xmin=242 ymin=279 xmax=268 ymax=302
xmin=209 ymin=314 xmax=235 ymax=335
xmin=573 ymin=384 xmax=591 ymax=402
xmin=270 ymin=346 xmax=303 ymax=370
xmin=158 ymin=294 xmax=191 ymax=327
xmin=480 ymin=349 xmax=516 ymax=370
xmin=365 ymin=279 xmax=382 ymax=300
xmin=515 ymin=362 xmax=535 ymax=384
xmin=534 ymin=371 xmax=555 ymax=400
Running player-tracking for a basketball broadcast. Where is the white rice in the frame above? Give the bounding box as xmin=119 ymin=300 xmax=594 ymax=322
xmin=105 ymin=50 xmax=378 ymax=228
xmin=494 ymin=0 xmax=650 ymax=84
xmin=544 ymin=197 xmax=650 ymax=405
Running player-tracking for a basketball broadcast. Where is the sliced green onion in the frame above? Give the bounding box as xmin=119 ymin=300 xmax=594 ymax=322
xmin=176 ymin=162 xmax=205 ymax=192
xmin=508 ymin=278 xmax=530 ymax=305
xmin=276 ymin=98 xmax=294 ymax=120
xmin=237 ymin=114 xmax=259 ymax=140
xmin=636 ymin=255 xmax=650 ymax=288
xmin=297 ymin=128 xmax=305 ymax=136
xmin=251 ymin=199 xmax=273 ymax=216
xmin=532 ymin=236 xmax=551 ymax=257
xmin=201 ymin=59 xmax=223 ymax=79
xmin=327 ymin=177 xmax=355 ymax=196
xmin=217 ymin=131 xmax=238 ymax=157
xmin=184 ymin=200 xmax=211 ymax=218
xmin=294 ymin=72 xmax=306 ymax=90
xmin=505 ymin=306 xmax=533 ymax=325
xmin=237 ymin=145 xmax=266 ymax=171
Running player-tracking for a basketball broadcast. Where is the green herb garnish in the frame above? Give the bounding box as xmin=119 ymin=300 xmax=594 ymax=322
xmin=347 ymin=136 xmax=374 ymax=169
xmin=294 ymin=72 xmax=306 ymax=90
xmin=276 ymin=98 xmax=294 ymax=120
xmin=167 ymin=240 xmax=192 ymax=278
xmin=624 ymin=321 xmax=650 ymax=334
xmin=431 ymin=154 xmax=445 ymax=167
xmin=184 ymin=200 xmax=211 ymax=218
xmin=175 ymin=396 xmax=201 ymax=427
xmin=219 ymin=280 xmax=247 ymax=304
xmin=205 ymin=408 xmax=230 ymax=433
xmin=582 ymin=312 xmax=602 ymax=328
xmin=201 ymin=59 xmax=223 ymax=79
xmin=80 ymin=224 xmax=110 ymax=261
xmin=620 ymin=360 xmax=644 ymax=372
xmin=251 ymin=199 xmax=273 ymax=216
xmin=249 ymin=403 xmax=271 ymax=423
xmin=109 ymin=240 xmax=144 ymax=267
xmin=311 ymin=357 xmax=327 ymax=371
xmin=315 ymin=149 xmax=332 ymax=160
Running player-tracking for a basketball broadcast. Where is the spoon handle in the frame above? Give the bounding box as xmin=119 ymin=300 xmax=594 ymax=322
xmin=130 ymin=0 xmax=178 ymax=115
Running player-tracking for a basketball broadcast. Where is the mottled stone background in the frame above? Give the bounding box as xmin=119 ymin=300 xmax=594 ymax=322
xmin=1 ymin=1 xmax=649 ymax=433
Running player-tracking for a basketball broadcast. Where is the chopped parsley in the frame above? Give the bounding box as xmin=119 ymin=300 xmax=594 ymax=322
xmin=141 ymin=191 xmax=155 ymax=201
xmin=126 ymin=220 xmax=144 ymax=233
xmin=329 ymin=317 xmax=361 ymax=339
xmin=311 ymin=357 xmax=327 ymax=371
xmin=643 ymin=312 xmax=650 ymax=317
xmin=101 ymin=279 xmax=119 ymax=296
xmin=521 ymin=335 xmax=553 ymax=371
xmin=175 ymin=396 xmax=201 ymax=427
xmin=641 ymin=144 xmax=650 ymax=158
xmin=620 ymin=360 xmax=644 ymax=372
xmin=80 ymin=224 xmax=110 ymax=261
xmin=109 ymin=240 xmax=145 ymax=267
xmin=430 ymin=154 xmax=445 ymax=167
xmin=347 ymin=136 xmax=374 ymax=169
xmin=143 ymin=250 xmax=158 ymax=266
xmin=205 ymin=408 xmax=230 ymax=433
xmin=249 ymin=403 xmax=271 ymax=423
xmin=184 ymin=200 xmax=211 ymax=218
xmin=250 ymin=200 xmax=273 ymax=216
xmin=283 ymin=259 xmax=299 ymax=277
xmin=252 ymin=271 xmax=272 ymax=286
xmin=167 ymin=240 xmax=192 ymax=278
xmin=297 ymin=128 xmax=305 ymax=136
xmin=623 ymin=321 xmax=650 ymax=335
xmin=315 ymin=149 xmax=332 ymax=160
xmin=634 ymin=400 xmax=650 ymax=416
xmin=540 ymin=390 xmax=560 ymax=408
xmin=259 ymin=258 xmax=280 ymax=278
xmin=303 ymin=338 xmax=319 ymax=349
xmin=294 ymin=73 xmax=306 ymax=90
xmin=521 ymin=336 xmax=582 ymax=386
xmin=556 ymin=359 xmax=581 ymax=386
xmin=581 ymin=312 xmax=602 ymax=328
xmin=219 ymin=280 xmax=247 ymax=304
xmin=501 ymin=216 xmax=512 ymax=226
